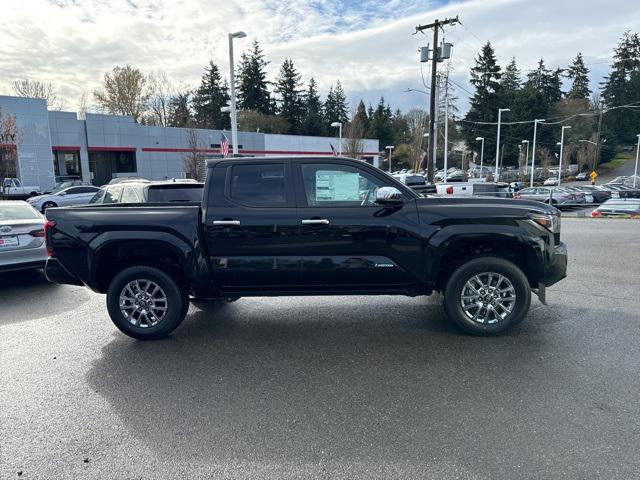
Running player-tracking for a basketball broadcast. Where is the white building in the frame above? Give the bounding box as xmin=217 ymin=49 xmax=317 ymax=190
xmin=0 ymin=95 xmax=380 ymax=190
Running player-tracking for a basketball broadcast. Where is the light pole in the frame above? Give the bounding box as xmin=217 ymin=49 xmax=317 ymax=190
xmin=422 ymin=133 xmax=429 ymax=174
xmin=495 ymin=108 xmax=510 ymax=181
xmin=331 ymin=122 xmax=342 ymax=156
xmin=475 ymin=137 xmax=484 ymax=176
xmin=228 ymin=31 xmax=246 ymax=156
xmin=521 ymin=140 xmax=529 ymax=179
xmin=635 ymin=134 xmax=640 ymax=188
xmin=386 ymin=145 xmax=394 ymax=173
xmin=530 ymin=118 xmax=545 ymax=187
xmin=558 ymin=125 xmax=571 ymax=186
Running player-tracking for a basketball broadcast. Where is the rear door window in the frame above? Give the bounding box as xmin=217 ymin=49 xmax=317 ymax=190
xmin=228 ymin=164 xmax=287 ymax=207
xmin=102 ymin=186 xmax=123 ymax=204
xmin=121 ymin=186 xmax=143 ymax=203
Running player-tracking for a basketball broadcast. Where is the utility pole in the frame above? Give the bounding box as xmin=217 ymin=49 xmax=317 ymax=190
xmin=443 ymin=73 xmax=450 ymax=178
xmin=432 ymin=74 xmax=440 ymax=177
xmin=415 ymin=15 xmax=459 ymax=183
xmin=594 ymin=102 xmax=604 ymax=171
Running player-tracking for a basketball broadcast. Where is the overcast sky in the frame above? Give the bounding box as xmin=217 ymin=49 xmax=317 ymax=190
xmin=1 ymin=0 xmax=639 ymax=115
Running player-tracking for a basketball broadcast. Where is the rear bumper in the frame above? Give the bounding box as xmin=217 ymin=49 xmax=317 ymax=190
xmin=44 ymin=257 xmax=83 ymax=286
xmin=542 ymin=241 xmax=567 ymax=287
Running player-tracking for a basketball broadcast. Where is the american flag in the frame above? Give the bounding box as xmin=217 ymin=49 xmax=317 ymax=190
xmin=220 ymin=133 xmax=230 ymax=157
xmin=330 ymin=143 xmax=337 ymax=156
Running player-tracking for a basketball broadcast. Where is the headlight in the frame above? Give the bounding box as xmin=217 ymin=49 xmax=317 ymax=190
xmin=530 ymin=212 xmax=560 ymax=233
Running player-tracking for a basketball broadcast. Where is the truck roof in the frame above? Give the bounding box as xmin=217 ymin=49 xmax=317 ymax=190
xmin=206 ymin=155 xmax=357 ymax=168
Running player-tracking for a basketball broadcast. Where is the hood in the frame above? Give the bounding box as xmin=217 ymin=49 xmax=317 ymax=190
xmin=417 ymin=195 xmax=558 ymax=216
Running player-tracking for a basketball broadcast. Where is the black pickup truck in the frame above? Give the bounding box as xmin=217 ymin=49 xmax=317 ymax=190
xmin=44 ymin=156 xmax=567 ymax=340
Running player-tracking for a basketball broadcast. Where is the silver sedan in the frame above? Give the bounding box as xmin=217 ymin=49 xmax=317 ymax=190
xmin=0 ymin=201 xmax=47 ymax=273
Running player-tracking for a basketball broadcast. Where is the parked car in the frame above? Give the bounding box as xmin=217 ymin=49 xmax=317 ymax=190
xmin=591 ymin=199 xmax=640 ymax=217
xmin=27 ymin=185 xmax=102 ymax=212
xmin=515 ymin=187 xmax=578 ymax=205
xmin=107 ymin=177 xmax=149 ymax=185
xmin=0 ymin=201 xmax=47 ymax=273
xmin=435 ymin=182 xmax=512 ymax=198
xmin=575 ymin=171 xmax=590 ymax=181
xmin=600 ymin=184 xmax=640 ymax=199
xmin=45 ymin=156 xmax=567 ymax=340
xmin=543 ymin=177 xmax=559 ymax=186
xmin=570 ymin=185 xmax=611 ymax=203
xmin=44 ymin=180 xmax=92 ymax=194
xmin=555 ymin=187 xmax=586 ymax=203
xmin=89 ymin=180 xmax=204 ymax=205
xmin=393 ymin=173 xmax=426 ymax=187
xmin=1 ymin=178 xmax=41 ymax=200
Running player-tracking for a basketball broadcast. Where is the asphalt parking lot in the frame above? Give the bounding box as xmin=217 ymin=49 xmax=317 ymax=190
xmin=1 ymin=218 xmax=639 ymax=479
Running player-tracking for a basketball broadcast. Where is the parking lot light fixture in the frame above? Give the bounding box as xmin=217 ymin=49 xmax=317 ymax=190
xmin=475 ymin=137 xmax=485 ymax=174
xmin=521 ymin=140 xmax=529 ymax=176
xmin=558 ymin=126 xmax=572 ymax=186
xmin=331 ymin=122 xmax=342 ymax=155
xmin=634 ymin=134 xmax=640 ymax=188
xmin=385 ymin=145 xmax=395 ymax=173
xmin=530 ymin=119 xmax=545 ymax=187
xmin=495 ymin=108 xmax=510 ymax=181
xmin=228 ymin=31 xmax=247 ymax=156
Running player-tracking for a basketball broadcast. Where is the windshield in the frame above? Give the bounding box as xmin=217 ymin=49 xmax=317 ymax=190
xmin=147 ymin=185 xmax=203 ymax=203
xmin=0 ymin=203 xmax=42 ymax=220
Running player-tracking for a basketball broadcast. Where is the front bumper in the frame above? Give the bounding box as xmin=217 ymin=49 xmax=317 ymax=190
xmin=542 ymin=241 xmax=567 ymax=287
xmin=44 ymin=257 xmax=83 ymax=286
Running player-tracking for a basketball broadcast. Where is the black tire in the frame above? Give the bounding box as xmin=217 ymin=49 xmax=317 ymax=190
xmin=106 ymin=265 xmax=188 ymax=340
xmin=443 ymin=257 xmax=531 ymax=335
xmin=41 ymin=201 xmax=57 ymax=212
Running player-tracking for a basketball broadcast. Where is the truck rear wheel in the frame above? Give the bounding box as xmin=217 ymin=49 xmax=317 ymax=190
xmin=443 ymin=257 xmax=531 ymax=335
xmin=106 ymin=265 xmax=188 ymax=340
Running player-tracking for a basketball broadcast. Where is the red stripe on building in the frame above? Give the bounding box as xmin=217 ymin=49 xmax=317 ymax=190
xmin=141 ymin=147 xmax=219 ymax=153
xmin=88 ymin=147 xmax=136 ymax=152
xmin=52 ymin=145 xmax=81 ymax=151
xmin=0 ymin=144 xmax=17 ymax=150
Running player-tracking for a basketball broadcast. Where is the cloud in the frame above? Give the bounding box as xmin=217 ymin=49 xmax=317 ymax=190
xmin=0 ymin=0 xmax=638 ymax=114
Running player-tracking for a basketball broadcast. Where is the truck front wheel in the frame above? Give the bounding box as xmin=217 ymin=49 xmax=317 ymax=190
xmin=443 ymin=257 xmax=531 ymax=335
xmin=106 ymin=266 xmax=188 ymax=340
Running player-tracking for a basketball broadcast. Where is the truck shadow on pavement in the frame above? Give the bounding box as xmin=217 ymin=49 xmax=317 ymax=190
xmin=85 ymin=297 xmax=569 ymax=472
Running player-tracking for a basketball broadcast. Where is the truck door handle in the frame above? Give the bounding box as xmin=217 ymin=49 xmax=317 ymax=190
xmin=213 ymin=220 xmax=241 ymax=226
xmin=301 ymin=219 xmax=330 ymax=225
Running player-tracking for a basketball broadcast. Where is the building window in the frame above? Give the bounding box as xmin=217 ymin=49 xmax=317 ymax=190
xmin=53 ymin=150 xmax=82 ymax=178
xmin=113 ymin=151 xmax=136 ymax=173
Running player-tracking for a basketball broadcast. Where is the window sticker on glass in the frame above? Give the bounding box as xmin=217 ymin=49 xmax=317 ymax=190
xmin=315 ymin=170 xmax=360 ymax=201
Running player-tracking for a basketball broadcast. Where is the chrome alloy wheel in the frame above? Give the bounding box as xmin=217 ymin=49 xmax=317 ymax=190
xmin=460 ymin=272 xmax=516 ymax=325
xmin=119 ymin=279 xmax=168 ymax=328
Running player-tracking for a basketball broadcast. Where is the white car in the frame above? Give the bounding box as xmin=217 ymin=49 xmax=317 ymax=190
xmin=543 ymin=177 xmax=559 ymax=186
xmin=27 ymin=185 xmax=101 ymax=212
xmin=1 ymin=178 xmax=41 ymax=199
xmin=0 ymin=201 xmax=47 ymax=273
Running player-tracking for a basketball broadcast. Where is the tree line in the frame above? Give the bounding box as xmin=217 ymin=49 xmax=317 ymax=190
xmin=461 ymin=31 xmax=640 ymax=171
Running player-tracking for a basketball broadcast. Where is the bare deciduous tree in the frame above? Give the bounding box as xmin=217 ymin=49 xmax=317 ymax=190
xmin=94 ymin=65 xmax=149 ymax=122
xmin=183 ymin=128 xmax=203 ymax=181
xmin=12 ymin=79 xmax=65 ymax=110
xmin=147 ymin=72 xmax=174 ymax=127
xmin=405 ymin=109 xmax=428 ymax=172
xmin=0 ymin=107 xmax=21 ymax=179
xmin=78 ymin=91 xmax=89 ymax=120
xmin=343 ymin=111 xmax=365 ymax=159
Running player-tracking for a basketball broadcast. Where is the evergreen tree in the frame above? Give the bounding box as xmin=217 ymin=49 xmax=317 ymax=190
xmin=237 ymin=40 xmax=272 ymax=115
xmin=391 ymin=108 xmax=409 ymax=146
xmin=354 ymin=100 xmax=369 ymax=134
xmin=367 ymin=97 xmax=393 ymax=148
xmin=461 ymin=42 xmax=502 ymax=161
xmin=168 ymin=91 xmax=193 ymax=128
xmin=301 ymin=77 xmax=324 ymax=136
xmin=323 ymin=81 xmax=349 ymax=130
xmin=566 ymin=53 xmax=591 ymax=99
xmin=274 ymin=58 xmax=304 ymax=133
xmin=602 ymin=31 xmax=640 ymax=144
xmin=192 ymin=61 xmax=230 ymax=129
xmin=500 ymin=58 xmax=521 ymax=96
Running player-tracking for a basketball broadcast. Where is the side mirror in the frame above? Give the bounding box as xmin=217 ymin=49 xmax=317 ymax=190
xmin=375 ymin=187 xmax=403 ymax=206
xmin=58 ymin=191 xmax=67 ymax=196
